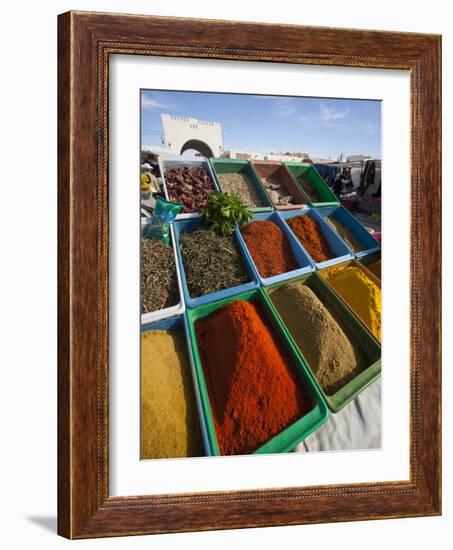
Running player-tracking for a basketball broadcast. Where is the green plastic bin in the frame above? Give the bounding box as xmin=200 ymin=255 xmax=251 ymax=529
xmin=285 ymin=162 xmax=339 ymax=207
xmin=263 ymin=273 xmax=381 ymax=413
xmin=185 ymin=288 xmax=329 ymax=455
xmin=209 ymin=158 xmax=273 ymax=212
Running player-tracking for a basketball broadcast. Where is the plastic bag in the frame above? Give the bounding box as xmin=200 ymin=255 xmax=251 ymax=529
xmin=145 ymin=197 xmax=182 ymax=245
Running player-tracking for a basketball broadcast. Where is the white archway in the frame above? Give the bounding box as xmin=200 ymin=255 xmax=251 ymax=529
xmin=161 ymin=114 xmax=223 ymax=157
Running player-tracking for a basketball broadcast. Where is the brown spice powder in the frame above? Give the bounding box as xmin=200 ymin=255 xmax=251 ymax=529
xmin=270 ymin=283 xmax=366 ymax=395
xmin=287 ymin=215 xmax=333 ymax=263
xmin=241 ymin=220 xmax=298 ymax=278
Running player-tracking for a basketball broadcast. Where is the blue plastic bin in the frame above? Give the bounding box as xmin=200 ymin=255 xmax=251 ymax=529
xmin=141 ymin=314 xmax=211 ymax=457
xmin=277 ymin=208 xmax=354 ymax=269
xmin=237 ymin=211 xmax=315 ymax=287
xmin=315 ymin=205 xmax=381 ymax=259
xmin=173 ymin=218 xmax=259 ymax=309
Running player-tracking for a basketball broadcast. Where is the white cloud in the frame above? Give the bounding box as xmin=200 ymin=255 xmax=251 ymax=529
xmin=318 ymin=103 xmax=350 ymax=121
xmin=141 ymin=94 xmax=179 ymax=111
xmin=298 ymin=102 xmax=350 ymax=125
xmin=273 ymin=98 xmax=297 ymax=117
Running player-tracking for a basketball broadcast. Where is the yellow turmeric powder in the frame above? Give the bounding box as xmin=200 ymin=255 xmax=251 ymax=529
xmin=321 ymin=264 xmax=381 ymax=341
xmin=141 ymin=330 xmax=204 ymax=459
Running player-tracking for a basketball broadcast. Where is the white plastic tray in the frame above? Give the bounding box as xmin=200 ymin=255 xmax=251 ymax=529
xmin=141 ymin=222 xmax=185 ymax=325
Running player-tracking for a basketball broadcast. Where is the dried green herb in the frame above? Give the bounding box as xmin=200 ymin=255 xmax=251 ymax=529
xmin=141 ymin=238 xmax=178 ymax=313
xmin=180 ymin=228 xmax=249 ymax=298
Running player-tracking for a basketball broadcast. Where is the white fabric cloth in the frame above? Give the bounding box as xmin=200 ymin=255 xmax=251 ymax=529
xmin=295 ymin=378 xmax=381 ymax=452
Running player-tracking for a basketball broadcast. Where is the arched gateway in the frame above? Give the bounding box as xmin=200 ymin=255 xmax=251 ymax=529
xmin=161 ymin=113 xmax=223 ymax=157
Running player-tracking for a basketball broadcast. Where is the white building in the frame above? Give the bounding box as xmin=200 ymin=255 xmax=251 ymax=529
xmin=223 ymin=150 xmax=309 ymax=162
xmin=160 ymin=114 xmax=224 ymax=157
xmin=346 ymin=154 xmax=374 ymax=162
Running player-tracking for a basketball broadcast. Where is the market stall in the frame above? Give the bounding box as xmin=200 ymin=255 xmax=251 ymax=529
xmin=140 ymin=156 xmax=382 ymax=458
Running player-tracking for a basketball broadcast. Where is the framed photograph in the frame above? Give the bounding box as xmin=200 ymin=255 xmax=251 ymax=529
xmin=58 ymin=11 xmax=441 ymax=539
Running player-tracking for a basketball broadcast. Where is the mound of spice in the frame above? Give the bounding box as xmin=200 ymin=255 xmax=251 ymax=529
xmin=322 ymin=265 xmax=381 ymax=341
xmin=141 ymin=238 xmax=178 ymax=314
xmin=297 ymin=175 xmax=321 ymax=202
xmin=287 ymin=215 xmax=333 ymax=263
xmin=218 ymin=172 xmax=264 ymax=207
xmin=180 ymin=228 xmax=249 ymax=298
xmin=165 ymin=165 xmax=215 ymax=213
xmin=324 ymin=216 xmax=365 ymax=252
xmin=241 ymin=220 xmax=298 ymax=278
xmin=270 ymin=283 xmax=366 ymax=395
xmin=196 ymin=300 xmax=312 ymax=455
xmin=141 ymin=330 xmax=204 ymax=459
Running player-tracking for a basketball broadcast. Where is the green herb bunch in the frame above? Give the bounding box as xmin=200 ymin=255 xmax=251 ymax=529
xmin=202 ymin=192 xmax=253 ymax=236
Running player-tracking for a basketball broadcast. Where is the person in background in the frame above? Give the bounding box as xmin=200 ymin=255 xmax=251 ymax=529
xmin=141 ymin=163 xmax=160 ymax=194
xmin=333 ymin=172 xmax=343 ymax=196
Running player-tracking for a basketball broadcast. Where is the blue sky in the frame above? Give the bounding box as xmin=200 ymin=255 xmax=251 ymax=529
xmin=141 ymin=90 xmax=381 ymax=159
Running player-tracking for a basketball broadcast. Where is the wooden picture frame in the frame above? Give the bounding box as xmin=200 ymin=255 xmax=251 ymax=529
xmin=58 ymin=10 xmax=441 ymax=539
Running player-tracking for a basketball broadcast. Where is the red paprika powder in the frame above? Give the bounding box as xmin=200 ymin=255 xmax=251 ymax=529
xmin=287 ymin=215 xmax=333 ymax=263
xmin=196 ymin=299 xmax=312 ymax=455
xmin=241 ymin=220 xmax=298 ymax=278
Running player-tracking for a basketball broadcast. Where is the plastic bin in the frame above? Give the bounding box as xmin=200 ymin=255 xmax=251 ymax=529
xmin=263 ymin=273 xmax=381 ymax=413
xmin=315 ymin=205 xmax=381 ymax=259
xmin=359 ymin=251 xmax=381 ymax=280
xmin=185 ymin=288 xmax=329 ymax=455
xmin=173 ymin=218 xmax=259 ymax=309
xmin=209 ymin=158 xmax=273 ymax=212
xmin=251 ymin=160 xmax=308 ymax=210
xmin=141 ymin=223 xmax=185 ymax=325
xmin=159 ymin=156 xmax=219 ymax=220
xmin=237 ymin=211 xmax=315 ymax=287
xmin=319 ymin=260 xmax=381 ymax=343
xmin=285 ymin=162 xmax=339 ymax=207
xmin=278 ymin=208 xmax=354 ymax=269
xmin=141 ymin=314 xmax=211 ymax=457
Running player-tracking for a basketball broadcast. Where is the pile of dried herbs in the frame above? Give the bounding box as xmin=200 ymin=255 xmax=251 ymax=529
xmin=218 ymin=172 xmax=263 ymax=207
xmin=180 ymin=228 xmax=249 ymax=298
xmin=164 ymin=165 xmax=215 ymax=213
xmin=141 ymin=238 xmax=179 ymax=313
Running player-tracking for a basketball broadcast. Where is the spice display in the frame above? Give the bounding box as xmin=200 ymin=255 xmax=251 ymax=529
xmin=196 ymin=300 xmax=312 ymax=455
xmin=297 ymin=175 xmax=321 ymax=202
xmin=180 ymin=228 xmax=249 ymax=297
xmin=366 ymin=259 xmax=381 ymax=279
xmin=287 ymin=215 xmax=333 ymax=263
xmin=322 ymin=264 xmax=381 ymax=341
xmin=141 ymin=238 xmax=178 ymax=313
xmin=141 ymin=330 xmax=203 ymax=459
xmin=324 ymin=216 xmax=365 ymax=252
xmin=258 ymin=172 xmax=294 ymax=206
xmin=164 ymin=165 xmax=215 ymax=213
xmin=218 ymin=172 xmax=264 ymax=207
xmin=241 ymin=220 xmax=298 ymax=278
xmin=270 ymin=282 xmax=366 ymax=395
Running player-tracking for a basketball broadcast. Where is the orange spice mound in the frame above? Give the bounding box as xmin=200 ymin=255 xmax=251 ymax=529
xmin=241 ymin=220 xmax=298 ymax=278
xmin=196 ymin=300 xmax=312 ymax=455
xmin=287 ymin=215 xmax=333 ymax=263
